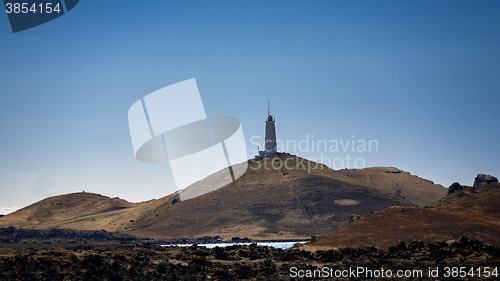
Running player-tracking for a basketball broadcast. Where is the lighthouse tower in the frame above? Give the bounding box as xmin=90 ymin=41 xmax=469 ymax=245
xmin=259 ymin=100 xmax=277 ymax=157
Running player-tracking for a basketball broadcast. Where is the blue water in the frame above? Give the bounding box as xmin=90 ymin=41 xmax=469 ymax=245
xmin=162 ymin=241 xmax=305 ymax=250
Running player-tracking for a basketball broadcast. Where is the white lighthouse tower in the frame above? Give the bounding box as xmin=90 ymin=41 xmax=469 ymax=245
xmin=259 ymin=100 xmax=277 ymax=157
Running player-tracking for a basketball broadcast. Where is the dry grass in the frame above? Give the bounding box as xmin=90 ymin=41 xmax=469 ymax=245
xmin=0 ymin=155 xmax=447 ymax=241
xmin=303 ymin=183 xmax=500 ymax=251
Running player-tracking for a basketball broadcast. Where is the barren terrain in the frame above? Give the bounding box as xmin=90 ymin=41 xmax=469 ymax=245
xmin=0 ymin=155 xmax=446 ymax=240
xmin=304 ymin=183 xmax=500 ymax=251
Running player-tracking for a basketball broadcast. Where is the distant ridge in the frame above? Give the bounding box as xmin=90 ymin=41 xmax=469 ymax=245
xmin=0 ymin=155 xmax=447 ymax=240
xmin=339 ymin=167 xmax=447 ymax=206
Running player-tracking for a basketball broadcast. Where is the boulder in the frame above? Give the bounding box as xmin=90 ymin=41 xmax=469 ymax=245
xmin=447 ymin=182 xmax=462 ymax=194
xmin=473 ymin=174 xmax=498 ymax=187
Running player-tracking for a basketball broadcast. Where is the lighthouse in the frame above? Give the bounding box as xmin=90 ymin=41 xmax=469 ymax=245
xmin=258 ymin=100 xmax=277 ymax=157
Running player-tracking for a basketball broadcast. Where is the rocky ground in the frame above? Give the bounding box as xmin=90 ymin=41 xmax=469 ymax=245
xmin=0 ymin=236 xmax=499 ymax=280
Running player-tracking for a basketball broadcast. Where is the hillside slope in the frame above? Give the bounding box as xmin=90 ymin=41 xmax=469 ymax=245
xmin=127 ymin=154 xmax=410 ymax=239
xmin=0 ymin=193 xmax=136 ymax=231
xmin=339 ymin=167 xmax=447 ymax=206
xmin=305 ymin=181 xmax=500 ymax=250
xmin=0 ymin=155 xmax=446 ymax=240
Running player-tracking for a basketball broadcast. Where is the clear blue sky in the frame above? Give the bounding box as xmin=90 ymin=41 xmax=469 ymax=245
xmin=1 ymin=0 xmax=499 ymax=207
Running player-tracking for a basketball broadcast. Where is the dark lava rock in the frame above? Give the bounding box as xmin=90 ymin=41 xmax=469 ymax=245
xmin=473 ymin=174 xmax=498 ymax=187
xmin=0 ymin=227 xmax=138 ymax=244
xmin=1 ymin=236 xmax=500 ymax=280
xmin=231 ymin=237 xmax=251 ymax=243
xmin=447 ymin=182 xmax=463 ymax=194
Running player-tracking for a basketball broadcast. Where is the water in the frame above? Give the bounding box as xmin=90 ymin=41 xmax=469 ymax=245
xmin=162 ymin=241 xmax=306 ymax=250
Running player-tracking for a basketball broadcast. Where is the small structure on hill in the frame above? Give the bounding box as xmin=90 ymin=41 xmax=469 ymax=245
xmin=258 ymin=100 xmax=277 ymax=157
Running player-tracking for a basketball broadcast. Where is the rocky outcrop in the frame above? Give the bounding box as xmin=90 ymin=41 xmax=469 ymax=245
xmin=447 ymin=182 xmax=463 ymax=194
xmin=473 ymin=174 xmax=498 ymax=187
xmin=448 ymin=174 xmax=498 ymax=195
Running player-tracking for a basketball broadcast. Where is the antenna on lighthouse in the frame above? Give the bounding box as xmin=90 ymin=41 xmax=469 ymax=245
xmin=268 ymin=99 xmax=270 ymax=116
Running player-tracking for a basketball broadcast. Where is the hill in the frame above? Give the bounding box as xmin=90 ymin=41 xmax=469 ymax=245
xmin=0 ymin=154 xmax=446 ymax=240
xmin=0 ymin=193 xmax=135 ymax=231
xmin=126 ymin=154 xmax=411 ymax=239
xmin=339 ymin=167 xmax=447 ymax=206
xmin=304 ymin=180 xmax=500 ymax=251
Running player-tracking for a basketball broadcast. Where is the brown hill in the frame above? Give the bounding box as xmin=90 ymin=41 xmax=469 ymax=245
xmin=0 ymin=192 xmax=178 ymax=234
xmin=0 ymin=155 xmax=446 ymax=240
xmin=304 ymin=181 xmax=500 ymax=251
xmin=339 ymin=167 xmax=447 ymax=206
xmin=0 ymin=193 xmax=136 ymax=231
xmin=126 ymin=154 xmax=411 ymax=239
